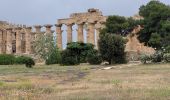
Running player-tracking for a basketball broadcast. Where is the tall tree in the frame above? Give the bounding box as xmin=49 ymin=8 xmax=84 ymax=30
xmin=138 ymin=0 xmax=170 ymax=49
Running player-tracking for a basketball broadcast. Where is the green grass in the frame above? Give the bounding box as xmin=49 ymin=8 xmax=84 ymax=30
xmin=0 ymin=63 xmax=170 ymax=100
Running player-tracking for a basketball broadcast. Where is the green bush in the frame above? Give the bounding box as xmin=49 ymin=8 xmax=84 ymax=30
xmin=0 ymin=54 xmax=15 ymax=65
xmin=15 ymin=56 xmax=35 ymax=68
xmin=24 ymin=57 xmax=35 ymax=68
xmin=46 ymin=48 xmax=61 ymax=65
xmin=87 ymin=50 xmax=102 ymax=65
xmin=151 ymin=51 xmax=163 ymax=63
xmin=15 ymin=56 xmax=28 ymax=64
xmin=140 ymin=54 xmax=151 ymax=64
xmin=163 ymin=53 xmax=170 ymax=63
xmin=60 ymin=50 xmax=79 ymax=66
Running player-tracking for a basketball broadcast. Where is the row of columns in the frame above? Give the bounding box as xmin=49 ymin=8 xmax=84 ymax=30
xmin=0 ymin=25 xmax=53 ymax=54
xmin=0 ymin=22 xmax=101 ymax=54
xmin=55 ymin=22 xmax=101 ymax=49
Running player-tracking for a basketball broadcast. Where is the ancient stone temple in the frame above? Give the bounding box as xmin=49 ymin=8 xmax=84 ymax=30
xmin=0 ymin=8 xmax=155 ymax=60
xmin=0 ymin=9 xmax=106 ymax=55
xmin=56 ymin=8 xmax=107 ymax=49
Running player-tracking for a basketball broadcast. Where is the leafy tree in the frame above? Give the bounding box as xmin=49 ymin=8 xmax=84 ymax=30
xmin=138 ymin=0 xmax=170 ymax=49
xmin=60 ymin=42 xmax=99 ymax=65
xmin=87 ymin=49 xmax=102 ymax=65
xmin=98 ymin=33 xmax=127 ymax=64
xmin=148 ymin=33 xmax=162 ymax=49
xmin=33 ymin=33 xmax=61 ymax=64
xmin=105 ymin=15 xmax=138 ymax=36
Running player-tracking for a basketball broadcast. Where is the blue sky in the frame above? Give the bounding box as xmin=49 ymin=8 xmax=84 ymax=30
xmin=0 ymin=0 xmax=169 ymax=25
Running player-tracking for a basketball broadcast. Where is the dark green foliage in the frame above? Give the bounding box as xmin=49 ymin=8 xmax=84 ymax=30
xmin=151 ymin=51 xmax=164 ymax=63
xmin=163 ymin=53 xmax=170 ymax=63
xmin=0 ymin=54 xmax=35 ymax=68
xmin=60 ymin=42 xmax=99 ymax=65
xmin=138 ymin=1 xmax=170 ymax=49
xmin=87 ymin=49 xmax=102 ymax=65
xmin=105 ymin=15 xmax=138 ymax=36
xmin=15 ymin=56 xmax=35 ymax=68
xmin=165 ymin=46 xmax=170 ymax=53
xmin=0 ymin=54 xmax=15 ymax=65
xmin=148 ymin=33 xmax=162 ymax=49
xmin=24 ymin=57 xmax=35 ymax=68
xmin=140 ymin=54 xmax=151 ymax=64
xmin=98 ymin=33 xmax=127 ymax=64
xmin=67 ymin=42 xmax=94 ymax=63
xmin=15 ymin=56 xmax=28 ymax=64
xmin=61 ymin=49 xmax=79 ymax=66
xmin=46 ymin=48 xmax=61 ymax=65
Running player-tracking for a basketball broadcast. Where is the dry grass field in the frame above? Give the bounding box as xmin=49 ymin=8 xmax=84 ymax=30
xmin=0 ymin=63 xmax=170 ymax=100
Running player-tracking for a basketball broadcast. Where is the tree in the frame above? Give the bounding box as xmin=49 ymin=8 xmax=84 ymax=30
xmin=98 ymin=33 xmax=127 ymax=64
xmin=138 ymin=0 xmax=170 ymax=49
xmin=105 ymin=15 xmax=138 ymax=36
xmin=32 ymin=33 xmax=61 ymax=64
xmin=148 ymin=33 xmax=162 ymax=49
xmin=60 ymin=42 xmax=99 ymax=65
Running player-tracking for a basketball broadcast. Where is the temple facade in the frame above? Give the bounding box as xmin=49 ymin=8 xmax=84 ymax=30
xmin=0 ymin=9 xmax=106 ymax=55
xmin=0 ymin=9 xmax=155 ymax=59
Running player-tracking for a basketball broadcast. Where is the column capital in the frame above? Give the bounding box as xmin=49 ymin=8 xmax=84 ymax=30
xmin=55 ymin=24 xmax=62 ymax=27
xmin=44 ymin=24 xmax=53 ymax=28
xmin=15 ymin=27 xmax=22 ymax=30
xmin=6 ymin=28 xmax=13 ymax=31
xmin=77 ymin=22 xmax=85 ymax=25
xmin=66 ymin=23 xmax=74 ymax=26
xmin=34 ymin=25 xmax=42 ymax=28
xmin=25 ymin=27 xmax=32 ymax=30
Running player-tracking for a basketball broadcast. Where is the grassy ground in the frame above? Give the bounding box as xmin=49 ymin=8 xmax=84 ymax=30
xmin=0 ymin=63 xmax=170 ymax=100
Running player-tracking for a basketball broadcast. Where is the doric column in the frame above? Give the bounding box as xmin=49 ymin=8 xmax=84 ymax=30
xmin=0 ymin=30 xmax=3 ymax=54
xmin=34 ymin=25 xmax=42 ymax=33
xmin=15 ymin=27 xmax=22 ymax=54
xmin=77 ymin=23 xmax=84 ymax=42
xmin=6 ymin=28 xmax=13 ymax=54
xmin=87 ymin=22 xmax=95 ymax=45
xmin=44 ymin=24 xmax=53 ymax=36
xmin=95 ymin=28 xmax=100 ymax=49
xmin=34 ymin=25 xmax=42 ymax=38
xmin=55 ymin=24 xmax=63 ymax=50
xmin=66 ymin=23 xmax=73 ymax=43
xmin=25 ymin=27 xmax=32 ymax=54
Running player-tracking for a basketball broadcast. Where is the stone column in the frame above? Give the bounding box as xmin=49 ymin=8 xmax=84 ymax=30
xmin=34 ymin=25 xmax=42 ymax=33
xmin=15 ymin=27 xmax=22 ymax=54
xmin=66 ymin=23 xmax=73 ymax=43
xmin=55 ymin=24 xmax=63 ymax=50
xmin=95 ymin=28 xmax=100 ymax=49
xmin=87 ymin=22 xmax=95 ymax=45
xmin=0 ymin=30 xmax=3 ymax=54
xmin=77 ymin=23 xmax=84 ymax=42
xmin=25 ymin=27 xmax=32 ymax=54
xmin=44 ymin=24 xmax=53 ymax=36
xmin=34 ymin=25 xmax=42 ymax=39
xmin=6 ymin=28 xmax=13 ymax=54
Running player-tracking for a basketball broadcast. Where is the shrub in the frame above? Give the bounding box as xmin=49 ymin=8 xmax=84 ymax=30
xmin=46 ymin=48 xmax=61 ymax=65
xmin=139 ymin=54 xmax=151 ymax=64
xmin=98 ymin=33 xmax=127 ymax=64
xmin=87 ymin=50 xmax=102 ymax=65
xmin=15 ymin=56 xmax=35 ymax=68
xmin=15 ymin=56 xmax=28 ymax=64
xmin=0 ymin=54 xmax=15 ymax=65
xmin=151 ymin=51 xmax=163 ymax=63
xmin=24 ymin=57 xmax=35 ymax=68
xmin=163 ymin=53 xmax=170 ymax=63
xmin=60 ymin=50 xmax=79 ymax=66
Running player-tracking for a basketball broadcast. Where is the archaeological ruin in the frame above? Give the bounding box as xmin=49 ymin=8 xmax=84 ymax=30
xmin=0 ymin=8 xmax=155 ymax=60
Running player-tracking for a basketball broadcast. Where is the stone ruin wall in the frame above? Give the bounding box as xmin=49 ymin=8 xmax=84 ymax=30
xmin=0 ymin=8 xmax=155 ymax=61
